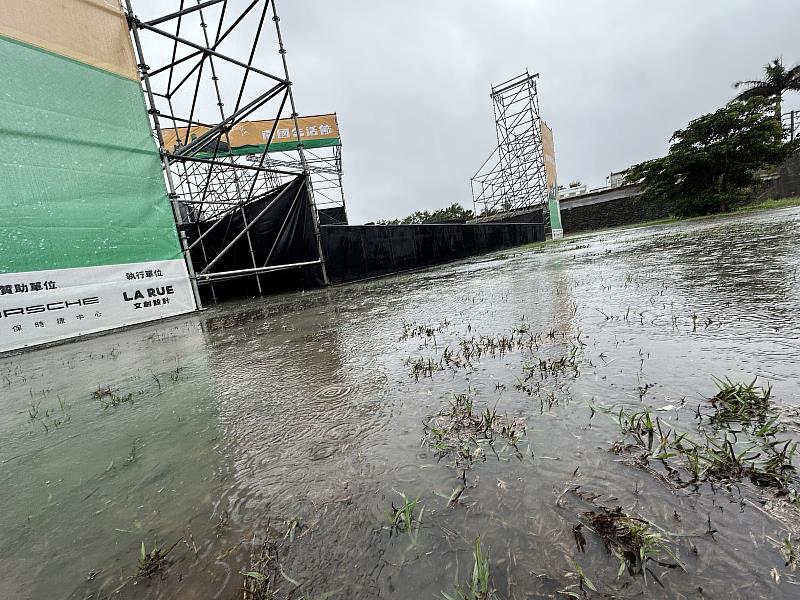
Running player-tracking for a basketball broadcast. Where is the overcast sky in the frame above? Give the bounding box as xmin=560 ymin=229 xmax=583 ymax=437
xmin=270 ymin=1 xmax=800 ymax=223
xmin=136 ymin=1 xmax=800 ymax=224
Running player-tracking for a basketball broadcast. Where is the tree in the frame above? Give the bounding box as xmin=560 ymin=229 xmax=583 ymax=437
xmin=734 ymin=57 xmax=800 ymax=123
xmin=378 ymin=203 xmax=474 ymax=225
xmin=421 ymin=203 xmax=475 ymax=224
xmin=625 ymin=97 xmax=796 ymax=217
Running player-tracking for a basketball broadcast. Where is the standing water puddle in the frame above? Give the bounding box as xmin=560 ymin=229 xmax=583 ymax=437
xmin=1 ymin=207 xmax=799 ymax=599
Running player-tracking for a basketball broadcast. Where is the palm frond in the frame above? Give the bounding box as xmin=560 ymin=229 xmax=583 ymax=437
xmin=785 ymin=64 xmax=800 ymax=90
xmin=734 ymin=82 xmax=777 ymax=101
xmin=763 ymin=57 xmax=794 ymax=90
xmin=786 ymin=64 xmax=800 ymax=78
xmin=733 ymin=57 xmax=800 ymax=99
xmin=733 ymin=80 xmax=765 ymax=90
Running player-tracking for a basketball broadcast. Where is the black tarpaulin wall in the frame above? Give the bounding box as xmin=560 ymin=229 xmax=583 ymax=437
xmin=318 ymin=206 xmax=348 ymax=225
xmin=184 ymin=176 xmax=324 ymax=300
xmin=321 ymin=222 xmax=545 ymax=284
xmin=184 ymin=181 xmax=545 ymax=299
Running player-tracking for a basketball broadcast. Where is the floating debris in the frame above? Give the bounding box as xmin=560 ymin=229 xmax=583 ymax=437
xmin=137 ymin=538 xmax=182 ymax=578
xmin=93 ymin=386 xmax=133 ymax=409
xmin=581 ymin=505 xmax=684 ymax=580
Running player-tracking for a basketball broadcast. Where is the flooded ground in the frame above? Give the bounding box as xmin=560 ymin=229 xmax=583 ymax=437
xmin=2 ymin=206 xmax=800 ymax=599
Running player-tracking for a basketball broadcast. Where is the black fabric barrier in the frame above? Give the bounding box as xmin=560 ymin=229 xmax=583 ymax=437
xmin=183 ymin=176 xmax=324 ymax=300
xmin=321 ymin=222 xmax=544 ymax=284
xmin=318 ymin=206 xmax=348 ymax=225
xmin=182 ymin=184 xmax=543 ymax=299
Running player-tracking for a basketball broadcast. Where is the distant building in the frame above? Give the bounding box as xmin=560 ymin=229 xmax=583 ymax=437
xmin=553 ymin=169 xmax=632 ymax=201
xmin=558 ymin=181 xmax=587 ymax=198
xmin=607 ymin=170 xmax=629 ymax=188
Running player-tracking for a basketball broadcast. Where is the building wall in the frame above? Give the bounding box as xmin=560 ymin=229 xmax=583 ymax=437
xmin=763 ymin=152 xmax=800 ymax=199
xmin=560 ymin=195 xmax=671 ymax=233
xmin=471 ymin=152 xmax=800 ymax=240
xmin=473 ymin=186 xmax=670 ymax=234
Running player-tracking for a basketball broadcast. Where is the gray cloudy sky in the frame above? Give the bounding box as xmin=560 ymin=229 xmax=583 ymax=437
xmin=135 ymin=1 xmax=800 ymax=225
xmin=274 ymin=1 xmax=800 ymax=224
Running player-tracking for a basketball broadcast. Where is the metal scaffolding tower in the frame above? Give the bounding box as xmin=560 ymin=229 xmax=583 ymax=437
xmin=471 ymin=71 xmax=549 ymax=216
xmin=124 ymin=0 xmax=330 ymax=306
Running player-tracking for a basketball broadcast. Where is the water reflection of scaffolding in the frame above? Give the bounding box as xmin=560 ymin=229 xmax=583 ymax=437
xmin=471 ymin=71 xmax=548 ymax=215
xmin=125 ymin=0 xmax=336 ymax=304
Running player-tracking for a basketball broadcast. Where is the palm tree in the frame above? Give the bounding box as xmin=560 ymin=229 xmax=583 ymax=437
xmin=734 ymin=57 xmax=800 ymax=123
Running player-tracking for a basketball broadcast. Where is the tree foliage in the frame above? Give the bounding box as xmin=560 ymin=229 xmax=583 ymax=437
xmin=378 ymin=203 xmax=474 ymax=225
xmin=625 ymin=98 xmax=796 ymax=217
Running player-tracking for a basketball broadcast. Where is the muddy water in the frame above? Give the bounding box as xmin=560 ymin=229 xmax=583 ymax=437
xmin=2 ymin=207 xmax=799 ymax=599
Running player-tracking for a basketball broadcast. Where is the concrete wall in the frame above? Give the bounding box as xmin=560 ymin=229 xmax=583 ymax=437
xmin=763 ymin=152 xmax=800 ymax=199
xmin=560 ymin=188 xmax=671 ymax=233
xmin=470 ymin=185 xmax=668 ymax=234
xmin=467 ymin=153 xmax=800 ymax=238
xmin=321 ymin=222 xmax=544 ymax=284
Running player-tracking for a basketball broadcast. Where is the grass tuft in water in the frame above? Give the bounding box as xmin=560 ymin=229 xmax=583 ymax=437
xmin=137 ymin=538 xmax=182 ymax=578
xmin=708 ymin=377 xmax=771 ymax=427
xmin=423 ymin=393 xmax=526 ymax=468
xmin=400 ymin=320 xmax=450 ymax=342
xmin=521 ymin=346 xmax=579 ymax=380
xmin=441 ymin=537 xmax=498 ymax=600
xmin=239 ymin=524 xmax=305 ymax=600
xmin=385 ymin=492 xmax=421 ymax=535
xmin=284 ymin=517 xmax=302 ymax=542
xmin=27 ymin=396 xmax=72 ymax=433
xmin=243 ymin=534 xmax=277 ymax=600
xmin=779 ymin=536 xmax=798 ymax=571
xmin=767 ymin=534 xmax=799 ymax=572
xmin=404 ymin=357 xmax=439 ymax=381
xmin=563 ymin=558 xmax=598 ymax=597
xmin=609 ymin=378 xmax=799 ymax=501
xmin=169 ymin=364 xmax=184 ymax=382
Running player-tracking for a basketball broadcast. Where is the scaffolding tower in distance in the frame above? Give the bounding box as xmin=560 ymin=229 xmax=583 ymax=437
xmin=124 ymin=0 xmax=333 ymax=307
xmin=471 ymin=71 xmax=549 ymax=216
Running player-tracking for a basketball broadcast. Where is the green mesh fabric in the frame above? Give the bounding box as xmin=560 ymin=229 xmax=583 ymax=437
xmin=0 ymin=35 xmax=182 ymax=274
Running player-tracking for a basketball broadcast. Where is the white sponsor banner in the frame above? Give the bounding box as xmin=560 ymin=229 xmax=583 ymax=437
xmin=0 ymin=259 xmax=196 ymax=353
